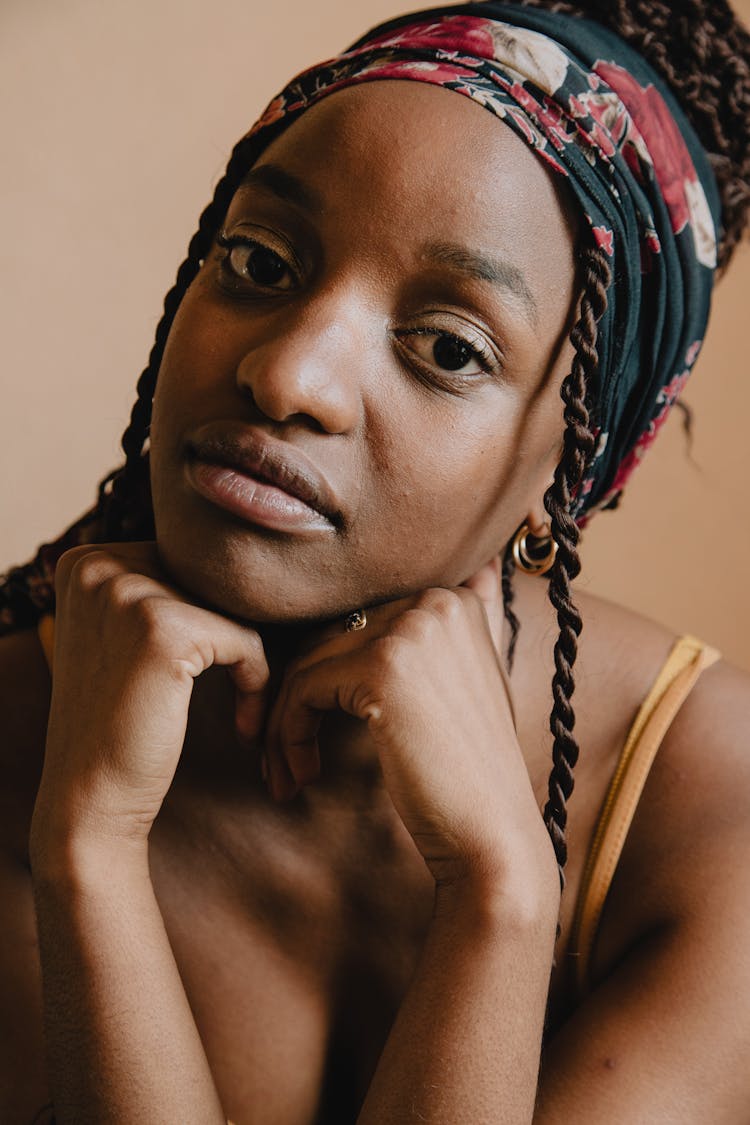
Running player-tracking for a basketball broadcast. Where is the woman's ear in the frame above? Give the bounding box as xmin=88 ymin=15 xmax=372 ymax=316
xmin=525 ymin=503 xmax=551 ymax=539
xmin=526 ymin=451 xmax=559 ymax=539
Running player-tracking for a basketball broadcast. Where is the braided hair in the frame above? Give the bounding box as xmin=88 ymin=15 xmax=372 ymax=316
xmin=102 ymin=133 xmax=260 ymax=540
xmin=518 ymin=0 xmax=750 ymax=272
xmin=0 ymin=131 xmax=259 ymax=632
xmin=1 ymin=0 xmax=748 ymax=897
xmin=498 ymin=0 xmax=750 ymax=890
xmin=541 ymin=246 xmax=610 ymax=891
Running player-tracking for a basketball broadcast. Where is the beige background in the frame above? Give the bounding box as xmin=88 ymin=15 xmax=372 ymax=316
xmin=2 ymin=0 xmax=748 ymax=669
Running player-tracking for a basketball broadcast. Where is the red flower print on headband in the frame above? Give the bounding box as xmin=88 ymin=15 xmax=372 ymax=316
xmin=360 ymin=16 xmax=496 ymax=60
xmin=594 ymin=60 xmax=716 ymax=266
xmin=592 ymin=225 xmax=614 ymax=256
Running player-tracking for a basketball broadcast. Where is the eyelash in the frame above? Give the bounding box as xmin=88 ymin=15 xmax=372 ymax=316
xmin=216 ymin=231 xmax=297 ymax=289
xmin=215 ymin=230 xmax=502 ymax=384
xmin=396 ymin=326 xmax=499 ymax=381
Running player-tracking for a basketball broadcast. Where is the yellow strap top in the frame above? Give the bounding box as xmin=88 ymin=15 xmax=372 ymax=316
xmin=568 ymin=633 xmax=720 ymax=999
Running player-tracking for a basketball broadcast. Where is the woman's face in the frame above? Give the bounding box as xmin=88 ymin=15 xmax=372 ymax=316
xmin=150 ymin=81 xmax=579 ymax=623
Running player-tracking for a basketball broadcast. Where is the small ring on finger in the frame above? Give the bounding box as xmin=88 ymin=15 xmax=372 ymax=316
xmin=345 ymin=609 xmax=367 ymax=633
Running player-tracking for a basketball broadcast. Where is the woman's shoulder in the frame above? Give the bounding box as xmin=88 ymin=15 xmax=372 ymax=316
xmin=512 ymin=574 xmax=683 ymax=756
xmin=0 ymin=625 xmax=51 ymax=862
xmin=561 ymin=584 xmax=750 ymax=987
xmin=613 ymin=645 xmax=750 ymax=925
xmin=515 ymin=578 xmax=750 ymax=1071
xmin=569 ymin=581 xmax=750 ymax=810
xmin=514 ymin=570 xmax=743 ymax=738
xmin=561 ymin=580 xmax=750 ymax=893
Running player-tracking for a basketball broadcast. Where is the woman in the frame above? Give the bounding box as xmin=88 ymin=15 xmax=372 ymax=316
xmin=2 ymin=1 xmax=749 ymax=1121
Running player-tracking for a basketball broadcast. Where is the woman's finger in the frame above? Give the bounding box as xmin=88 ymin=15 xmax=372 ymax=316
xmin=270 ymin=653 xmax=373 ymax=796
xmin=47 ymin=543 xmax=273 ymax=828
xmin=461 ymin=556 xmax=504 ymax=654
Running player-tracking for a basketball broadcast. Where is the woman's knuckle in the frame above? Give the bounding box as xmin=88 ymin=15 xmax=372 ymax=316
xmin=130 ymin=594 xmax=172 ymax=633
xmin=406 ymin=611 xmax=435 ymax=647
xmin=392 ymin=601 xmax=444 ymax=646
xmin=371 ymin=633 xmax=410 ymax=680
xmin=54 ymin=544 xmax=89 ymax=581
xmin=64 ymin=548 xmax=115 ymax=595
xmin=242 ymin=630 xmax=267 ymax=673
xmin=101 ymin=571 xmax=147 ymax=607
xmin=418 ymin=586 xmax=463 ymax=622
xmin=351 ymin=680 xmax=385 ymax=719
xmin=52 ymin=552 xmax=75 ymax=597
xmin=456 ymin=586 xmax=485 ymax=622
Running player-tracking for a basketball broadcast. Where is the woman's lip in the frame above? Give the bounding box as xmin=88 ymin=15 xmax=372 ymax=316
xmin=185 ymin=427 xmax=342 ymax=526
xmin=186 ymin=459 xmax=335 ymax=533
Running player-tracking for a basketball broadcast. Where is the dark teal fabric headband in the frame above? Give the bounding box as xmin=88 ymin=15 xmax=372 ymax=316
xmin=245 ymin=2 xmax=721 ymax=522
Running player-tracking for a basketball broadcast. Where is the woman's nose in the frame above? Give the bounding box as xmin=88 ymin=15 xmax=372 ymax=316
xmin=234 ymin=300 xmax=363 ymax=434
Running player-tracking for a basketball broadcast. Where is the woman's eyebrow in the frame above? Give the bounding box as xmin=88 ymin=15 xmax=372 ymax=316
xmin=423 ymin=240 xmax=538 ymax=324
xmin=236 ymin=168 xmax=538 ymax=324
xmin=240 ymin=163 xmax=324 ymax=213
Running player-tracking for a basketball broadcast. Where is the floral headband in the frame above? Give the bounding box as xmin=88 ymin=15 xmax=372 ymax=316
xmin=246 ymin=1 xmax=720 ymax=522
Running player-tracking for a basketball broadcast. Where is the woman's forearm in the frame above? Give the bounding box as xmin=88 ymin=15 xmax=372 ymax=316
xmin=31 ymin=837 xmax=226 ymax=1125
xmin=357 ymin=877 xmax=558 ymax=1125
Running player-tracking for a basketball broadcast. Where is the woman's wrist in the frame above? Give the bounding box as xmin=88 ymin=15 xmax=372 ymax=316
xmin=30 ymin=805 xmax=226 ymax=1124
xmin=433 ymin=867 xmax=560 ymax=943
xmin=431 ymin=815 xmax=560 ymax=914
xmin=357 ymin=845 xmax=558 ymax=1124
xmin=29 ymin=799 xmax=151 ymax=890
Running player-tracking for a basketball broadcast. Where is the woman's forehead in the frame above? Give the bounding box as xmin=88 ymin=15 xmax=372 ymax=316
xmin=256 ymin=80 xmax=553 ymax=196
xmin=232 ymin=81 xmax=579 ymax=284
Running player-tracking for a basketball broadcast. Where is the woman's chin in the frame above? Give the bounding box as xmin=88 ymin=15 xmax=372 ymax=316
xmin=154 ymin=529 xmax=356 ymax=627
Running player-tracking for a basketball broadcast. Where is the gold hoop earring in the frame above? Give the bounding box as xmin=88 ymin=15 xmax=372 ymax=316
xmin=511 ymin=524 xmax=558 ymax=576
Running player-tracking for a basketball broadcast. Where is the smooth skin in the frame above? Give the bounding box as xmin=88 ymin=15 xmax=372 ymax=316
xmin=1 ymin=81 xmax=750 ymax=1124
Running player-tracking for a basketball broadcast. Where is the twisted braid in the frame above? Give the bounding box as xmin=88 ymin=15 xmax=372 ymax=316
xmin=519 ymin=0 xmax=750 ymax=271
xmin=0 ymin=133 xmax=260 ymax=634
xmin=540 ymin=246 xmax=611 ymax=890
xmin=101 ymin=134 xmax=258 ymax=538
xmin=504 ymin=0 xmax=749 ymax=885
xmin=501 ymin=542 xmax=520 ymax=671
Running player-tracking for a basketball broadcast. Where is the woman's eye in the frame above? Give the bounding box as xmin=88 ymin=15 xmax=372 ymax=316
xmin=217 ymin=233 xmax=296 ymax=291
xmin=400 ymin=328 xmax=494 ymax=377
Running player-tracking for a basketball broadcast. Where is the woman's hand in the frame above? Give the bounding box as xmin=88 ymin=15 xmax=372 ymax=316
xmin=265 ymin=559 xmax=557 ymax=901
xmin=31 ymin=542 xmax=269 ymax=857
xmin=263 ymin=560 xmax=560 ymax=1125
xmin=28 ymin=544 xmax=265 ymax=1124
